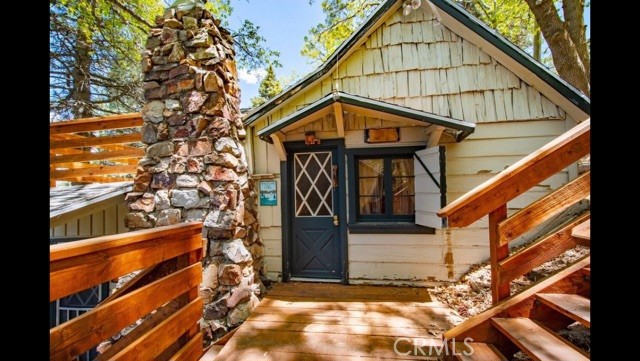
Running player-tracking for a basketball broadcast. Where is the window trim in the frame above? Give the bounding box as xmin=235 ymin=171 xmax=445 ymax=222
xmin=346 ymin=146 xmax=429 ymax=232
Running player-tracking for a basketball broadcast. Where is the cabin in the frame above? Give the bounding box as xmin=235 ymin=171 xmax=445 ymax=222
xmin=49 ymin=1 xmax=591 ymax=360
xmin=242 ymin=0 xmax=589 ymax=285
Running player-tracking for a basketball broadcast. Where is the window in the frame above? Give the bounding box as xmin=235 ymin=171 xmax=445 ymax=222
xmin=355 ymin=155 xmax=415 ymax=222
xmin=346 ymin=146 xmax=435 ymax=234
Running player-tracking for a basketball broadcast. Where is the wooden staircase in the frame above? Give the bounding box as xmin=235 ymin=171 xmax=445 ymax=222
xmin=438 ymin=120 xmax=590 ymax=360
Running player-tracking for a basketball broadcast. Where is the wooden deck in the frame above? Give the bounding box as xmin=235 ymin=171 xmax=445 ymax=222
xmin=214 ymin=282 xmax=456 ymax=360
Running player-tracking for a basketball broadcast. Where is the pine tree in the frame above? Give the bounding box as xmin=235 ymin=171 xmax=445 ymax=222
xmin=251 ymin=64 xmax=283 ymax=107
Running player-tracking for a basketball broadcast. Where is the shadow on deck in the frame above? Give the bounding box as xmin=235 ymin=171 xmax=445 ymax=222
xmin=211 ymin=282 xmax=456 ymax=360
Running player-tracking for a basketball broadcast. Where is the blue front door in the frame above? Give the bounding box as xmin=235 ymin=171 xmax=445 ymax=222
xmin=291 ymin=150 xmax=342 ymax=279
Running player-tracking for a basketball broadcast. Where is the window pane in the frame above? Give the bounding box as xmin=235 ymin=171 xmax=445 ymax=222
xmin=392 ymin=158 xmax=413 ymax=177
xmin=360 ymin=196 xmax=385 ymax=215
xmin=393 ymin=196 xmax=415 ymax=215
xmin=359 ymin=178 xmax=384 ymax=196
xmin=392 ymin=158 xmax=414 ymax=215
xmin=392 ymin=177 xmax=414 ymax=196
xmin=359 ymin=159 xmax=384 ymax=177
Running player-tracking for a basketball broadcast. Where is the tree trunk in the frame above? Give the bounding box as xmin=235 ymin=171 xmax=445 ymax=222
xmin=563 ymin=0 xmax=590 ymax=81
xmin=71 ymin=26 xmax=93 ymax=118
xmin=523 ymin=0 xmax=589 ymax=97
xmin=533 ymin=25 xmax=541 ymax=62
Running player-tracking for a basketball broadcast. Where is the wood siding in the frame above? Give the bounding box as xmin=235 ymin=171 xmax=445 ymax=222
xmin=50 ymin=200 xmax=129 ymax=238
xmin=264 ymin=6 xmax=564 ymax=127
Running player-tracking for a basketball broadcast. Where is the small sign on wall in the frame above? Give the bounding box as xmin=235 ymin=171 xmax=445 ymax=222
xmin=365 ymin=127 xmax=400 ymax=143
xmin=259 ymin=180 xmax=277 ymax=206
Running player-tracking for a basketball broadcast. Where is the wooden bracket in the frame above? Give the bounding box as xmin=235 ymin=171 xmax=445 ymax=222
xmin=426 ymin=125 xmax=445 ymax=148
xmin=333 ymin=102 xmax=345 ymax=138
xmin=270 ymin=132 xmax=287 ymax=161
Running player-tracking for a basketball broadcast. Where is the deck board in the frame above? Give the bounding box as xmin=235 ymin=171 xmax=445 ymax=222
xmin=214 ymin=282 xmax=456 ymax=360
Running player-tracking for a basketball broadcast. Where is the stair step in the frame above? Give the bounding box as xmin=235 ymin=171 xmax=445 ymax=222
xmin=536 ymin=293 xmax=590 ymax=327
xmin=455 ymin=342 xmax=507 ymax=361
xmin=491 ymin=318 xmax=589 ymax=361
xmin=572 ymin=219 xmax=590 ymax=241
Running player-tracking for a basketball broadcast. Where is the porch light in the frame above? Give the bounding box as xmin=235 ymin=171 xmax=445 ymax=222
xmin=305 ymin=131 xmax=321 ymax=145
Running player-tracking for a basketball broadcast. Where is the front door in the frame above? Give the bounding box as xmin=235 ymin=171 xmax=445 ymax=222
xmin=290 ymin=149 xmax=342 ymax=279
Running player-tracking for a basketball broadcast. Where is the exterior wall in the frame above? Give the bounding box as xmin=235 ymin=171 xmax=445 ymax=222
xmin=249 ymin=120 xmax=572 ymax=284
xmin=50 ymin=200 xmax=129 ymax=238
xmin=249 ymin=130 xmax=283 ymax=280
xmin=246 ymin=4 xmax=580 ymax=285
xmin=443 ymin=118 xmax=572 ymax=280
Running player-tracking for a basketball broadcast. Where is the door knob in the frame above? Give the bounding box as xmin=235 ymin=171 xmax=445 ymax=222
xmin=333 ymin=215 xmax=339 ymax=226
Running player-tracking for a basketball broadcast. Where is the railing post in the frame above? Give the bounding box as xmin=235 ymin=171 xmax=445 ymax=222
xmin=489 ymin=204 xmax=509 ymax=305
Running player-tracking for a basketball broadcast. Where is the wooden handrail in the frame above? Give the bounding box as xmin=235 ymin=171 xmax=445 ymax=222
xmin=50 ymin=222 xmax=201 ymax=262
xmin=49 ymin=112 xmax=142 ymax=134
xmin=50 ymin=113 xmax=144 ymax=185
xmin=438 ymin=119 xmax=590 ymax=304
xmin=438 ymin=119 xmax=590 ymax=227
xmin=50 ymin=223 xmax=204 ymax=361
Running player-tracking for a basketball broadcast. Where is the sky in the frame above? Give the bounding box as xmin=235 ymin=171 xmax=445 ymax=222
xmin=226 ymin=0 xmax=325 ymax=108
xmin=225 ymin=0 xmax=590 ymax=108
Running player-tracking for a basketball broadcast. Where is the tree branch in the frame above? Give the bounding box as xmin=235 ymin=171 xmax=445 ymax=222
xmin=523 ymin=0 xmax=589 ymax=96
xmin=104 ymin=0 xmax=154 ymax=28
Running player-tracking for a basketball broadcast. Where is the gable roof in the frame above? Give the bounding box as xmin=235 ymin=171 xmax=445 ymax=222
xmin=50 ymin=181 xmax=133 ymax=226
xmin=257 ymin=91 xmax=476 ymax=142
xmin=244 ymin=0 xmax=590 ymax=126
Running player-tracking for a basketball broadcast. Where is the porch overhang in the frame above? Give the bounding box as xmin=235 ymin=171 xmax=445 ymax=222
xmin=256 ymin=91 xmax=476 ymax=144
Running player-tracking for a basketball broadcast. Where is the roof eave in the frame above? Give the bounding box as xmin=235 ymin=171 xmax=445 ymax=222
xmin=256 ymin=92 xmax=476 ymax=143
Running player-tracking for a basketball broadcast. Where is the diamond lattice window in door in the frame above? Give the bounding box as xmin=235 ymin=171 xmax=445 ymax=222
xmin=294 ymin=152 xmax=333 ymax=217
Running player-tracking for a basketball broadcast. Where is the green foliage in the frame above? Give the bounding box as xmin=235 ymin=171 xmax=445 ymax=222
xmin=50 ymin=0 xmax=279 ymax=120
xmin=301 ymin=0 xmax=548 ymax=65
xmin=50 ymin=0 xmax=163 ymax=119
xmin=301 ymin=0 xmax=381 ymax=63
xmin=233 ymin=20 xmax=281 ymax=70
xmin=250 ymin=64 xmax=283 ymax=107
xmin=459 ymin=0 xmax=538 ymax=55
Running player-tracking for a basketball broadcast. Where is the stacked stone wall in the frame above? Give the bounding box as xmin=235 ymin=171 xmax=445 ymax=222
xmin=125 ymin=2 xmax=265 ymax=342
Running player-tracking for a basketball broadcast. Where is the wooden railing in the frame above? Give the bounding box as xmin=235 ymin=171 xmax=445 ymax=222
xmin=438 ymin=119 xmax=590 ymax=304
xmin=50 ymin=222 xmax=204 ymax=361
xmin=50 ymin=112 xmax=144 ymax=186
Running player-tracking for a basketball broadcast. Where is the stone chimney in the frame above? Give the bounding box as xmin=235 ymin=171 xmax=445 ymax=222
xmin=125 ymin=1 xmax=265 ymax=343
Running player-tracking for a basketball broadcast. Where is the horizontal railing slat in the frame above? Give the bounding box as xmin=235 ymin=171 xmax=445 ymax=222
xmin=497 ymin=171 xmax=590 ymax=246
xmin=50 ymin=114 xmax=144 ymax=185
xmin=50 ymin=263 xmax=202 ymax=361
xmin=169 ymin=333 xmax=205 ymax=361
xmin=50 ymin=223 xmax=202 ymax=260
xmin=498 ymin=212 xmax=590 ymax=285
xmin=50 ymin=148 xmax=145 ymax=164
xmin=50 ymin=164 xmax=138 ymax=179
xmin=110 ymin=297 xmax=203 ymax=361
xmin=50 ymin=113 xmax=142 ymax=134
xmin=50 ymin=133 xmax=141 ymax=150
xmin=50 ymin=223 xmax=203 ymax=301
